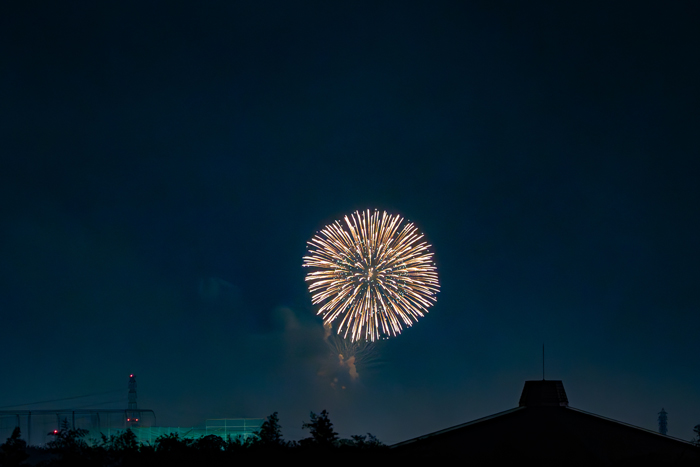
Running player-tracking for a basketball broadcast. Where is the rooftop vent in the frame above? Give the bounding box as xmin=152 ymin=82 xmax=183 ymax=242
xmin=519 ymin=380 xmax=569 ymax=407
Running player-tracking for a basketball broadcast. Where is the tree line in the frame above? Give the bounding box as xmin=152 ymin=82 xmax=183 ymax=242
xmin=0 ymin=410 xmax=388 ymax=467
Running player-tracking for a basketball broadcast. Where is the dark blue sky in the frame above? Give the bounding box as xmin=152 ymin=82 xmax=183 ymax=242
xmin=1 ymin=1 xmax=699 ymax=443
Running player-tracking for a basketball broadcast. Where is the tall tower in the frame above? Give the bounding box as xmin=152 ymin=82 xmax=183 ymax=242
xmin=127 ymin=374 xmax=139 ymax=426
xmin=658 ymin=408 xmax=668 ymax=435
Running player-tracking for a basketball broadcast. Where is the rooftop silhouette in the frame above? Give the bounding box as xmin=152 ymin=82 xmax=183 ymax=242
xmin=392 ymin=380 xmax=700 ymax=466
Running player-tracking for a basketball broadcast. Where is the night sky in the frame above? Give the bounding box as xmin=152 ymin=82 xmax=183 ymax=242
xmin=2 ymin=1 xmax=699 ymax=444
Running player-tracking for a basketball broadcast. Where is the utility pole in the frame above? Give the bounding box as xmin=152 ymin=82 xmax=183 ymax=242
xmin=127 ymin=374 xmax=139 ymax=426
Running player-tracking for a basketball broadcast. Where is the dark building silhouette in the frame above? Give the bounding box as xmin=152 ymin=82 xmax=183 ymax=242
xmin=392 ymin=380 xmax=700 ymax=466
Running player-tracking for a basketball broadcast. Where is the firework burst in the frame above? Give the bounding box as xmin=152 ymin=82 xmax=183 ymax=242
xmin=303 ymin=209 xmax=439 ymax=341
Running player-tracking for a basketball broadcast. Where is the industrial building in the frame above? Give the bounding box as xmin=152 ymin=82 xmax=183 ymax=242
xmin=0 ymin=375 xmax=262 ymax=446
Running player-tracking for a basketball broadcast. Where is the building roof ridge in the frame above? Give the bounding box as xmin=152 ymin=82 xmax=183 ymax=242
xmin=565 ymin=406 xmax=699 ymax=446
xmin=390 ymin=406 xmax=525 ymax=448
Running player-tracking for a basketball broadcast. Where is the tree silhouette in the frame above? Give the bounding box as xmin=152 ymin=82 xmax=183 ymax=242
xmin=255 ymin=412 xmax=285 ymax=447
xmin=45 ymin=419 xmax=93 ymax=466
xmin=301 ymin=410 xmax=338 ymax=448
xmin=693 ymin=424 xmax=700 ymax=446
xmin=0 ymin=427 xmax=28 ymax=467
xmin=224 ymin=433 xmax=255 ymax=452
xmin=154 ymin=432 xmax=192 ymax=453
xmin=350 ymin=433 xmax=385 ymax=449
xmin=47 ymin=419 xmax=89 ymax=453
xmin=193 ymin=434 xmax=226 ymax=452
xmin=100 ymin=428 xmax=138 ymax=452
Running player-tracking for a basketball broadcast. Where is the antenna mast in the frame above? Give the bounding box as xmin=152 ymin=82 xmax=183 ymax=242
xmin=658 ymin=408 xmax=668 ymax=435
xmin=127 ymin=374 xmax=140 ymax=426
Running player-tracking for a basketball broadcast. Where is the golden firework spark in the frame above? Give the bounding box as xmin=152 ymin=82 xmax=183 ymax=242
xmin=303 ymin=210 xmax=440 ymax=342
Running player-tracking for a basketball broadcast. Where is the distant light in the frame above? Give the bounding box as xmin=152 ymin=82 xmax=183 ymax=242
xmin=135 ymin=419 xmax=139 ymax=422
xmin=130 ymin=374 xmax=133 ymax=377
xmin=127 ymin=418 xmax=130 ymax=421
xmin=53 ymin=430 xmax=58 ymax=433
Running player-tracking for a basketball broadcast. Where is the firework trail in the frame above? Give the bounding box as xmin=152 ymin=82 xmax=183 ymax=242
xmin=303 ymin=209 xmax=439 ymax=342
xmin=323 ymin=322 xmax=377 ymax=380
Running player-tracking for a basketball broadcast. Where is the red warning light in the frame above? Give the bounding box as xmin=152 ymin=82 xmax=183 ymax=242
xmin=127 ymin=418 xmax=130 ymax=421
xmin=53 ymin=430 xmax=58 ymax=434
xmin=135 ymin=419 xmax=139 ymax=422
xmin=130 ymin=374 xmax=133 ymax=377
